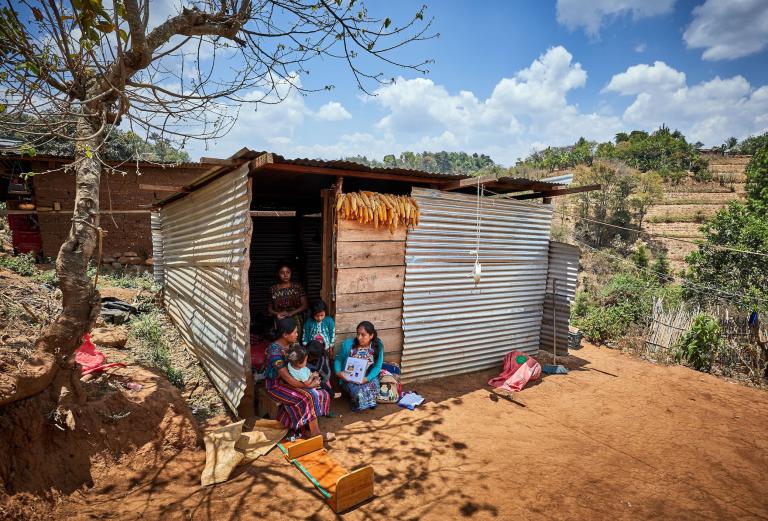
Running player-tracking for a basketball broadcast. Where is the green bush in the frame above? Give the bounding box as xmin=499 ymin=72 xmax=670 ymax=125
xmin=632 ymin=244 xmax=650 ymax=269
xmin=692 ymin=169 xmax=713 ymax=183
xmin=651 ymin=251 xmax=671 ymax=284
xmin=0 ymin=252 xmax=37 ymax=276
xmin=573 ymin=273 xmax=661 ymax=343
xmin=676 ymin=315 xmax=723 ymax=372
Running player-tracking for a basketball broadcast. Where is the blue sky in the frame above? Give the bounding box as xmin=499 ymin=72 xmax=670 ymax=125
xmin=181 ymin=0 xmax=768 ymax=165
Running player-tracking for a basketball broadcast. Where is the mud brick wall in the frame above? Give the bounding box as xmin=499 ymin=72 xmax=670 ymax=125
xmin=33 ymin=165 xmax=206 ymax=259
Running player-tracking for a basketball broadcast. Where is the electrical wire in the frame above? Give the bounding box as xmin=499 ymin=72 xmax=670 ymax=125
xmin=572 ymin=235 xmax=768 ymax=306
xmin=481 ymin=186 xmax=768 ymax=259
xmin=474 ymin=181 xmax=765 ymax=306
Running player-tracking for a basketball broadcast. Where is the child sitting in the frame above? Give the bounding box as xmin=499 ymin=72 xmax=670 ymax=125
xmin=286 ymin=344 xmax=320 ymax=388
xmin=302 ymin=300 xmax=335 ymax=355
xmin=306 ymin=340 xmax=333 ymax=394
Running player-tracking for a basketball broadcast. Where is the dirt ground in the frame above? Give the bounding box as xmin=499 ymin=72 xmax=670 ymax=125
xmin=50 ymin=342 xmax=768 ymax=521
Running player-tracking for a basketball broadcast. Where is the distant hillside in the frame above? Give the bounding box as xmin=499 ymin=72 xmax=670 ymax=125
xmin=645 ymin=152 xmax=750 ymax=271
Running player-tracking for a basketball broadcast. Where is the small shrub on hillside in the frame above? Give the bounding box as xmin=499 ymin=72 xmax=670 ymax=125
xmin=692 ymin=169 xmax=713 ymax=183
xmin=651 ymin=251 xmax=671 ymax=284
xmin=676 ymin=315 xmax=723 ymax=372
xmin=631 ymin=243 xmax=650 ymax=269
xmin=573 ymin=273 xmax=657 ymax=343
xmin=0 ymin=252 xmax=37 ymax=276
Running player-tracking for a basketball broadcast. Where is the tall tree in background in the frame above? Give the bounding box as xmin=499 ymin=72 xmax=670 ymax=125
xmin=0 ymin=0 xmax=433 ymax=409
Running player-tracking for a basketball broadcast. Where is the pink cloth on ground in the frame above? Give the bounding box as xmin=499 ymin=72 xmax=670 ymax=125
xmin=75 ymin=334 xmax=126 ymax=376
xmin=488 ymin=351 xmax=541 ymax=393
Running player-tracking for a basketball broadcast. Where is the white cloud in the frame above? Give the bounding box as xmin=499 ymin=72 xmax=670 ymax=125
xmin=604 ymin=61 xmax=686 ymax=94
xmin=635 ymin=43 xmax=647 ymax=53
xmin=683 ymin=0 xmax=768 ymax=60
xmin=186 ymin=47 xmax=768 ymax=165
xmin=314 ymin=101 xmax=352 ymax=121
xmin=361 ymin=46 xmax=621 ymax=164
xmin=556 ymin=0 xmax=675 ymax=36
xmin=608 ymin=62 xmax=768 ymax=145
xmin=184 ymin=75 xmax=350 ymax=157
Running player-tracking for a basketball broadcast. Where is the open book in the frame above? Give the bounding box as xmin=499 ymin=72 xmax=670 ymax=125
xmin=344 ymin=357 xmax=369 ymax=384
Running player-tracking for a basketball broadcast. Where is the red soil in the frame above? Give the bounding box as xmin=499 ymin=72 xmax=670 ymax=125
xmin=43 ymin=342 xmax=768 ymax=521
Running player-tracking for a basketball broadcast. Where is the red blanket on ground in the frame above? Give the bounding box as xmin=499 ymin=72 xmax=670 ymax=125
xmin=75 ymin=334 xmax=126 ymax=376
xmin=488 ymin=351 xmax=541 ymax=393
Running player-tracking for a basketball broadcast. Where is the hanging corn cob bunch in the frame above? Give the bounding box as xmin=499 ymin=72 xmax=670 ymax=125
xmin=335 ymin=191 xmax=420 ymax=232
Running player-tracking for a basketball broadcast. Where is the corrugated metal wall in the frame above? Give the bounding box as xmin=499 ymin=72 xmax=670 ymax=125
xmin=540 ymin=241 xmax=580 ymax=357
xmin=160 ymin=165 xmax=252 ymax=412
xmin=150 ymin=212 xmax=164 ymax=287
xmin=401 ymin=188 xmax=553 ymax=381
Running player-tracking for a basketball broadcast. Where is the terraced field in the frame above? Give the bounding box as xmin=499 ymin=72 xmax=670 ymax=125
xmin=649 ymin=153 xmax=750 ymax=272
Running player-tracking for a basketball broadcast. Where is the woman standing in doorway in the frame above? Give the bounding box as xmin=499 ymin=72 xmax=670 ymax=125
xmin=334 ymin=321 xmax=384 ymax=412
xmin=268 ymin=263 xmax=308 ymax=331
xmin=265 ymin=317 xmax=333 ymax=440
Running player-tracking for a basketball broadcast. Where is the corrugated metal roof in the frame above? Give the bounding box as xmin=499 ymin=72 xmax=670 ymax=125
xmin=268 ymin=154 xmax=467 ymax=180
xmin=154 ymin=149 xmax=572 ymax=207
xmin=400 ymin=187 xmax=554 ymax=381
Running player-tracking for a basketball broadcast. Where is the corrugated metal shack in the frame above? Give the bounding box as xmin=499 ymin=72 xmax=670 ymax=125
xmin=152 ymin=149 xmax=591 ymax=415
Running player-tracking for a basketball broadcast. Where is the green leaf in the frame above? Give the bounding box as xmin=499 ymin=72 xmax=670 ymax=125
xmin=415 ymin=10 xmax=424 ymax=20
xmin=84 ymin=145 xmax=93 ymax=159
xmin=367 ymin=41 xmax=374 ymax=51
xmin=0 ymin=103 xmax=6 ymax=114
xmin=117 ymin=28 xmax=128 ymax=42
xmin=19 ymin=144 xmax=37 ymax=157
xmin=383 ymin=17 xmax=391 ymax=28
xmin=115 ymin=1 xmax=126 ymax=18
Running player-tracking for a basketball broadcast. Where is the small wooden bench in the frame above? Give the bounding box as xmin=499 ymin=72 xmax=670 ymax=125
xmin=278 ymin=436 xmax=374 ymax=513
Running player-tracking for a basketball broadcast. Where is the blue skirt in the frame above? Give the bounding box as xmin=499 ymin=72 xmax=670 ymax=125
xmin=340 ymin=378 xmax=379 ymax=411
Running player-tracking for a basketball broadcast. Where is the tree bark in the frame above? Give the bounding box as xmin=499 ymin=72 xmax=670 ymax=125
xmin=0 ymin=114 xmax=102 ymax=409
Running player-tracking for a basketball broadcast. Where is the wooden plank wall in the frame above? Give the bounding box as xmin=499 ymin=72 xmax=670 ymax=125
xmin=334 ymin=220 xmax=406 ymax=364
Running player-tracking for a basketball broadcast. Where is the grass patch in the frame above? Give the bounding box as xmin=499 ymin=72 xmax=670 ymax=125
xmin=129 ymin=309 xmax=184 ymax=389
xmin=0 ymin=252 xmax=37 ymax=276
xmin=97 ymin=271 xmax=155 ymax=291
xmin=648 ymin=211 xmax=711 ymax=224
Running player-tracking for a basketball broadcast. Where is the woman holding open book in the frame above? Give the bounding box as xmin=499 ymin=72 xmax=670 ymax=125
xmin=333 ymin=321 xmax=384 ymax=412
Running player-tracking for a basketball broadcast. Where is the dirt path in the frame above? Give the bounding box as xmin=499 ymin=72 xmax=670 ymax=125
xmin=56 ymin=343 xmax=768 ymax=520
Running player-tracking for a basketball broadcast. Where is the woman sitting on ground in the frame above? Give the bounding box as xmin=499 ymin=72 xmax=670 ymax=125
xmin=334 ymin=321 xmax=384 ymax=412
xmin=268 ymin=263 xmax=308 ymax=331
xmin=265 ymin=317 xmax=333 ymax=440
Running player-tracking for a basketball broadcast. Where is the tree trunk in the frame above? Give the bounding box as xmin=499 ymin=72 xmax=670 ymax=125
xmin=0 ymin=115 xmax=102 ymax=409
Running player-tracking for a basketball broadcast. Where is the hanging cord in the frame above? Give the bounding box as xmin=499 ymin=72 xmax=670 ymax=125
xmin=472 ymin=177 xmax=483 ymax=285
